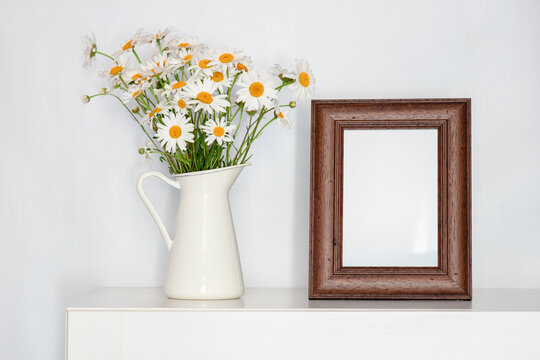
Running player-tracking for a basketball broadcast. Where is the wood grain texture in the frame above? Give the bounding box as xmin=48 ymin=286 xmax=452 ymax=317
xmin=309 ymin=99 xmax=471 ymax=300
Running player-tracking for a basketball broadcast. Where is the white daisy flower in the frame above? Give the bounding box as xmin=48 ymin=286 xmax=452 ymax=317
xmin=162 ymin=80 xmax=188 ymax=97
xmin=132 ymin=77 xmax=152 ymax=93
xmin=99 ymin=54 xmax=130 ymax=79
xmin=82 ymin=33 xmax=97 ymax=68
xmin=160 ymin=34 xmax=179 ymax=52
xmin=236 ymin=71 xmax=277 ymax=111
xmin=123 ymin=71 xmax=151 ymax=93
xmin=155 ymin=113 xmax=194 ymax=153
xmin=140 ymin=27 xmax=174 ymax=45
xmin=124 ymin=68 xmax=144 ymax=83
xmin=184 ymin=79 xmax=230 ymax=114
xmin=190 ymin=55 xmax=214 ymax=78
xmin=273 ymin=99 xmax=292 ymax=129
xmin=141 ymin=53 xmax=172 ymax=77
xmin=290 ymin=59 xmax=316 ymax=100
xmin=169 ymin=48 xmax=195 ymax=68
xmin=172 ymin=93 xmax=189 ymax=114
xmin=268 ymin=63 xmax=295 ymax=80
xmin=122 ymin=85 xmax=144 ymax=104
xmin=201 ymin=118 xmax=235 ymax=145
xmin=235 ymin=56 xmax=253 ymax=74
xmin=113 ymin=28 xmax=144 ymax=57
xmin=210 ymin=70 xmax=233 ymax=92
xmin=136 ymin=73 xmax=154 ymax=88
xmin=146 ymin=101 xmax=171 ymax=122
xmin=209 ymin=49 xmax=246 ymax=74
xmin=166 ymin=36 xmax=206 ymax=54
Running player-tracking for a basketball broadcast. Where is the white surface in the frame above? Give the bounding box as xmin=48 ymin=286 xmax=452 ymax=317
xmin=342 ymin=129 xmax=438 ymax=267
xmin=119 ymin=312 xmax=539 ymax=360
xmin=137 ymin=166 xmax=246 ymax=299
xmin=66 ymin=312 xmax=122 ymax=360
xmin=66 ymin=289 xmax=540 ymax=360
xmin=2 ymin=1 xmax=540 ymax=359
xmin=67 ymin=288 xmax=540 ymax=312
xmin=66 ymin=312 xmax=540 ymax=360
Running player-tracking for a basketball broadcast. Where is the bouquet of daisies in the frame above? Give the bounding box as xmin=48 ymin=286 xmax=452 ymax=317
xmin=82 ymin=28 xmax=316 ymax=174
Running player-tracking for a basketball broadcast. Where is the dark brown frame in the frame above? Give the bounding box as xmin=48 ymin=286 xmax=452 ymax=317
xmin=309 ymin=99 xmax=471 ymax=300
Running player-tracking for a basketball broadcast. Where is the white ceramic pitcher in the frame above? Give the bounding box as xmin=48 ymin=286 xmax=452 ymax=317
xmin=136 ymin=163 xmax=249 ymax=300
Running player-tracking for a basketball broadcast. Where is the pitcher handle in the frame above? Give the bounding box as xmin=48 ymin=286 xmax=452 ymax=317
xmin=136 ymin=170 xmax=180 ymax=251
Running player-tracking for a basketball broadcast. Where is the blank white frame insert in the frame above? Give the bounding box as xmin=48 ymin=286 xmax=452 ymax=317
xmin=342 ymin=129 xmax=438 ymax=267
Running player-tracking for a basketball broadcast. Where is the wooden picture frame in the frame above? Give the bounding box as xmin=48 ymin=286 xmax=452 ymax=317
xmin=309 ymin=99 xmax=471 ymax=300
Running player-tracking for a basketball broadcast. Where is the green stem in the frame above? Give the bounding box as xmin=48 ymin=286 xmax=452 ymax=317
xmin=232 ymin=105 xmax=244 ymax=138
xmin=88 ymin=93 xmax=106 ymax=100
xmin=119 ymin=75 xmax=129 ymax=89
xmin=156 ymin=76 xmax=170 ymax=103
xmin=131 ymin=48 xmax=142 ymax=63
xmin=95 ymin=51 xmax=115 ymax=61
xmin=108 ymin=94 xmax=156 ymax=146
xmin=142 ymin=92 xmax=156 ymax=108
xmin=227 ymin=73 xmax=240 ymax=102
xmin=254 ymin=116 xmax=278 ymax=139
xmin=148 ymin=86 xmax=160 ymax=103
xmin=240 ymin=107 xmax=268 ymax=163
xmin=108 ymin=94 xmax=177 ymax=171
xmin=275 ymin=78 xmax=296 ymax=91
xmin=232 ymin=114 xmax=256 ymax=164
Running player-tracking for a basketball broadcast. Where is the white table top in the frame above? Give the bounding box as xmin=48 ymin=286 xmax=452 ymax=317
xmin=67 ymin=288 xmax=540 ymax=312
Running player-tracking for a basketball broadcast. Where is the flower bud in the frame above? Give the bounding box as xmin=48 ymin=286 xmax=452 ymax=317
xmin=81 ymin=95 xmax=90 ymax=104
xmin=289 ymin=101 xmax=296 ymax=108
xmin=101 ymin=88 xmax=108 ymax=94
xmin=138 ymin=148 xmax=145 ymax=155
xmin=131 ymin=106 xmax=140 ymax=113
xmin=246 ymin=110 xmax=258 ymax=116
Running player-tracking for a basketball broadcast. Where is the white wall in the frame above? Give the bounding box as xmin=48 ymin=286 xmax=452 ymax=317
xmin=1 ymin=0 xmax=539 ymax=359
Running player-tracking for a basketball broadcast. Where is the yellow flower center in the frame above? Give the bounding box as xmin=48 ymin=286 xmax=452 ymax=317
xmin=198 ymin=59 xmax=211 ymax=69
xmin=212 ymin=72 xmax=224 ymax=82
xmin=172 ymin=81 xmax=186 ymax=90
xmin=299 ymin=72 xmax=310 ymax=87
xmin=177 ymin=99 xmax=186 ymax=108
xmin=122 ymin=40 xmax=133 ymax=51
xmin=89 ymin=44 xmax=97 ymax=58
xmin=148 ymin=107 xmax=162 ymax=118
xmin=169 ymin=125 xmax=182 ymax=139
xmin=213 ymin=126 xmax=225 ymax=137
xmin=178 ymin=42 xmax=190 ymax=48
xmin=131 ymin=73 xmax=142 ymax=80
xmin=182 ymin=54 xmax=193 ymax=61
xmin=278 ymin=111 xmax=284 ymax=118
xmin=132 ymin=90 xmax=141 ymax=98
xmin=110 ymin=66 xmax=123 ymax=76
xmin=196 ymin=91 xmax=213 ymax=104
xmin=219 ymin=53 xmax=234 ymax=63
xmin=237 ymin=63 xmax=248 ymax=72
xmin=136 ymin=76 xmax=148 ymax=85
xmin=249 ymin=82 xmax=264 ymax=97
